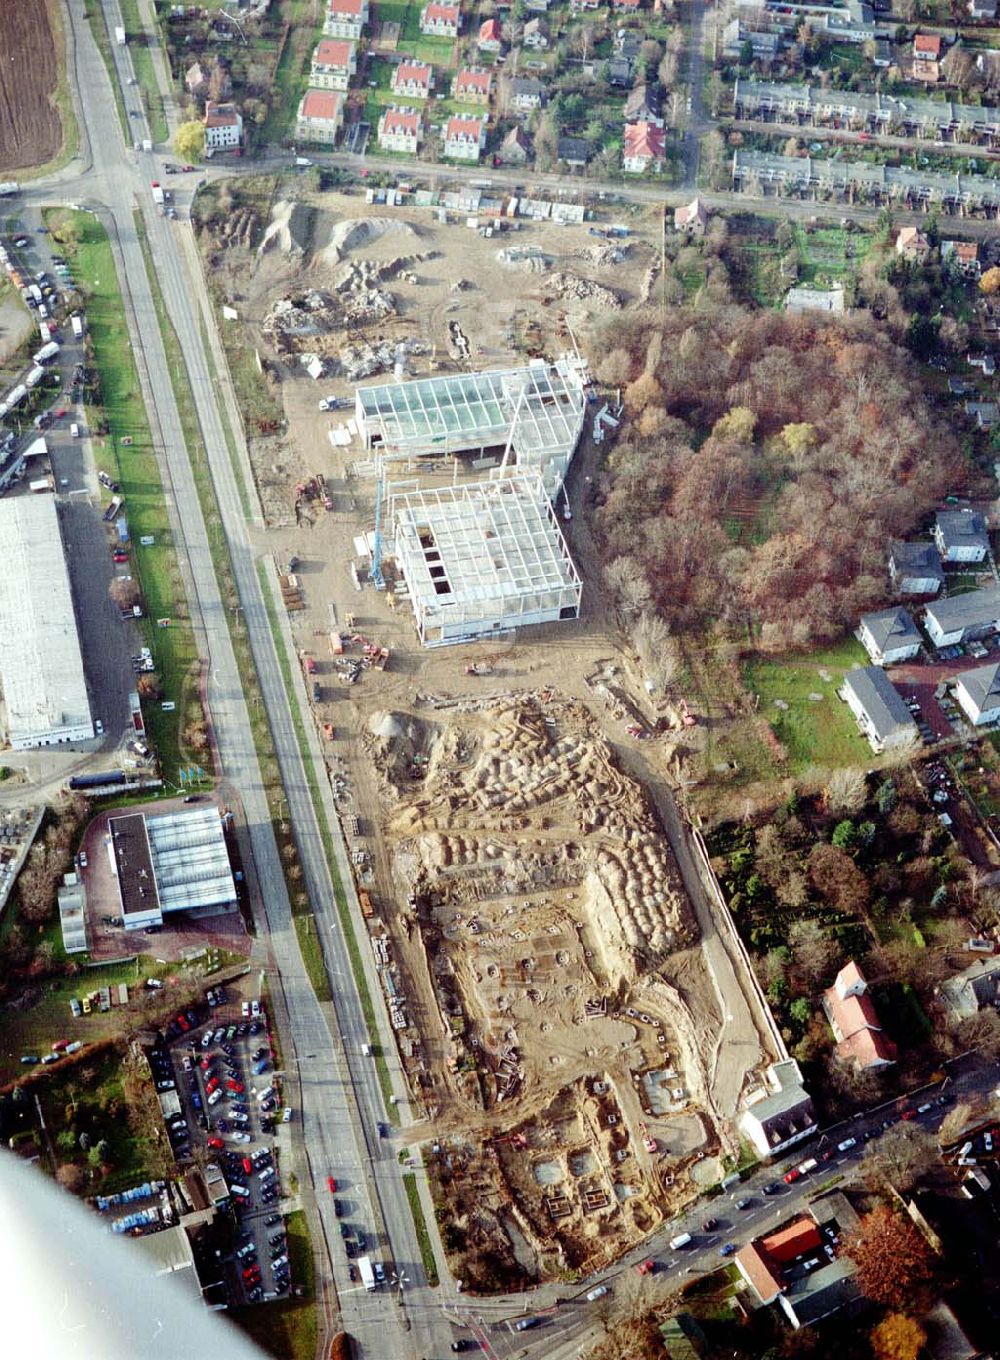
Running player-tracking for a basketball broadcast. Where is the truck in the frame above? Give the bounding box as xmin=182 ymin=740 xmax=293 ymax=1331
xmin=151 ymin=183 xmax=165 ymax=205
xmin=357 ymin=1256 xmax=376 ymax=1291
xmin=669 ymin=1233 xmax=693 ymax=1251
xmin=114 ymin=24 xmax=126 ymax=44
xmin=33 ymin=341 xmax=59 ymax=365
xmin=295 ymin=156 xmax=313 ymax=167
xmin=70 ymin=313 xmax=85 ymax=340
xmin=116 ymin=515 xmax=130 ymax=544
xmin=24 ymin=366 xmax=46 ymax=389
xmin=0 ymin=182 xmax=19 ymax=198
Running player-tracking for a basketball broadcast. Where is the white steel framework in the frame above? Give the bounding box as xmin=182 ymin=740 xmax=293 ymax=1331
xmin=391 ymin=474 xmax=582 ymax=646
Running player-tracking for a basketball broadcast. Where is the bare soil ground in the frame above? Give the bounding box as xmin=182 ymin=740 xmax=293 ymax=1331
xmin=0 ymin=2 xmax=63 ymax=173
xmin=202 ymin=190 xmax=762 ymax=1280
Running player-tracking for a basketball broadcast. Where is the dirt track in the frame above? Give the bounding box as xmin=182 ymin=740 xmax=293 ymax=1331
xmin=0 ymin=2 xmax=63 ymax=173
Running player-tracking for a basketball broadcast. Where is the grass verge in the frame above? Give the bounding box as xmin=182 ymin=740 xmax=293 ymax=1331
xmin=403 ymin=1172 xmax=439 ymax=1286
xmin=254 ymin=560 xmax=397 ymax=1117
xmin=44 ymin=207 xmax=203 ymax=780
xmin=229 ymin=1209 xmax=317 ymax=1360
xmin=117 ymin=0 xmax=170 ymax=143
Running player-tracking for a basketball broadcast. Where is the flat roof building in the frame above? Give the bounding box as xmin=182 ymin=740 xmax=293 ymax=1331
xmin=0 ymin=495 xmax=93 ymax=748
xmin=391 ymin=474 xmax=582 ymax=647
xmin=355 ymin=360 xmax=587 ymax=495
xmin=109 ymin=805 xmax=237 ymax=931
xmin=58 ymin=872 xmax=88 ymax=954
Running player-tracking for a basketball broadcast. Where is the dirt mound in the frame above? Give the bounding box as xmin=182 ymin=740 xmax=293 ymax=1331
xmin=257 ymin=200 xmax=312 ymax=258
xmin=320 ymin=217 xmax=418 ymax=264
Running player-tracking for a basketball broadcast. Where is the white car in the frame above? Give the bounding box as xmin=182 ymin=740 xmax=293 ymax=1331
xmin=251 ymin=1000 xmax=261 ymax=1017
xmin=241 ymin=1001 xmax=251 ymax=1018
xmin=95 ymin=719 xmax=104 ymax=735
xmin=281 ymin=1107 xmax=293 ymax=1124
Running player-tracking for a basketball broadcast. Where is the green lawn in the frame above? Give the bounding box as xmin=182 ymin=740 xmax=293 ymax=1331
xmin=743 ymin=637 xmax=869 ymax=773
xmin=260 ymin=0 xmax=327 ymax=144
xmin=230 ymin=1210 xmax=317 ymax=1360
xmin=403 ymin=1171 xmax=439 ymax=1285
xmin=118 ymin=0 xmax=170 ymax=143
xmin=44 ymin=208 xmax=203 ymax=780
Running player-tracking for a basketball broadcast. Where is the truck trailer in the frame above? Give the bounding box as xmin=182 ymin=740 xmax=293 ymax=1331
xmin=33 ymin=341 xmax=59 ymax=365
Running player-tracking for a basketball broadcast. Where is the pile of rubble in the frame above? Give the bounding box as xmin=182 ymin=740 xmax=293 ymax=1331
xmin=261 ymin=291 xmax=334 ymax=345
xmin=339 ymin=337 xmax=428 ymax=381
xmin=548 ymin=272 xmax=621 ymax=309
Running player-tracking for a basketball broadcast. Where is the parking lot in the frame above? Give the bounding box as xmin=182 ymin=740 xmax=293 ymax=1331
xmin=147 ymin=993 xmax=293 ymax=1305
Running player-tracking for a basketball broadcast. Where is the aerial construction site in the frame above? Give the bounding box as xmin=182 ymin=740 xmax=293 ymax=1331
xmin=196 ymin=179 xmax=770 ymax=1286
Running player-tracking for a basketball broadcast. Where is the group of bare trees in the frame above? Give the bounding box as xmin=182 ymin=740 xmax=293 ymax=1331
xmin=590 ymin=308 xmax=963 ymax=652
xmin=16 ymin=798 xmax=88 ymax=931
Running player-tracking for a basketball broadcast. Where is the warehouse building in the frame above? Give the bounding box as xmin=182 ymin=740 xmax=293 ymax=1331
xmin=355 ymin=359 xmax=587 ymax=495
xmin=0 ymin=495 xmax=93 ymax=748
xmin=390 ymin=474 xmax=582 ymax=646
xmin=108 ymin=804 xmax=238 ymax=931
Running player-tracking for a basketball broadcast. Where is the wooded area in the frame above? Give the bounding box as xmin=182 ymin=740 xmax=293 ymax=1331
xmin=589 ymin=308 xmax=965 ymax=652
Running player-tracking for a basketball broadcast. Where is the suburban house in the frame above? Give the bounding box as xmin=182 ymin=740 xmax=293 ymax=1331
xmin=453 ymin=69 xmax=492 ymax=104
xmin=509 ymin=77 xmax=545 ymax=111
xmin=185 ymin=62 xmax=208 ymax=97
xmin=934 ymin=508 xmax=990 ymax=563
xmin=295 ymin=89 xmax=344 ymax=144
xmin=203 ymin=101 xmax=243 ymax=154
xmin=889 ymin=540 xmax=944 ymax=596
xmin=954 ymin=661 xmax=1000 ymax=726
xmin=478 ymin=17 xmax=503 ymax=51
xmin=967 ymin=401 xmax=1000 ymax=430
xmin=822 ymin=961 xmax=897 ymax=1069
xmin=391 ymin=61 xmax=434 ymax=98
xmin=378 ymin=108 xmax=422 ymax=153
xmin=968 ymin=351 xmax=996 ymax=376
xmin=622 ymin=121 xmax=666 ymax=173
xmin=739 ymin=1060 xmax=817 ymax=1160
xmin=924 ymin=587 xmax=1000 ymax=648
xmin=309 ymin=39 xmax=357 ymax=90
xmin=939 ymin=955 xmax=1000 ymax=1017
xmin=623 ymin=83 xmax=663 ymax=125
xmin=912 ymin=32 xmax=942 ymax=81
xmin=607 ymin=54 xmax=633 ymax=87
xmin=840 ymin=666 xmax=918 ymax=753
xmin=324 ymin=0 xmax=368 ymax=38
xmin=558 ymin=136 xmax=591 ymax=167
xmin=674 ymin=199 xmax=710 ymax=234
xmin=942 ymin=239 xmax=980 ymax=275
xmin=613 ymin=0 xmax=643 ymax=9
xmin=723 ymin=20 xmax=782 ymax=60
xmin=522 ymin=16 xmax=549 ymax=46
xmin=970 ymin=0 xmax=997 ymax=16
xmin=857 ymin=606 xmax=922 ymax=667
xmin=736 ymin=1196 xmax=861 ymax=1328
xmin=421 ymin=2 xmax=461 ymax=36
xmin=896 ymin=225 xmax=931 ymax=261
xmin=443 ymin=114 xmax=487 ymax=161
xmin=497 ymin=124 xmax=531 ymax=163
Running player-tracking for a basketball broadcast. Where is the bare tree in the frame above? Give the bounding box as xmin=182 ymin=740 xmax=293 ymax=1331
xmin=858 ymin=1121 xmax=937 ymax=1194
xmin=826 ymin=766 xmax=867 ymax=815
xmin=109 ymin=577 xmax=142 ymax=611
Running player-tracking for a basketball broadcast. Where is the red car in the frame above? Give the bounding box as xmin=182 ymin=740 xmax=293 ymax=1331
xmin=327 ymin=1175 xmax=337 ymax=1193
xmin=227 ymin=1079 xmax=244 ymax=1093
xmin=207 ymin=1136 xmax=224 ymax=1150
xmin=176 ymin=1014 xmax=190 ymax=1032
xmin=636 ymin=1259 xmax=655 ymax=1276
xmin=200 ymin=1057 xmax=212 ymax=1071
xmin=206 ymin=1078 xmax=219 ymax=1094
xmin=51 ymin=1039 xmax=69 ymax=1053
xmin=54 ymin=408 xmax=65 ymax=419
xmin=901 ymin=1110 xmax=917 ymax=1121
xmin=242 ymin=1157 xmax=253 ymax=1176
xmin=783 ymin=1168 xmax=802 ymax=1184
xmin=242 ymin=1267 xmax=261 ymax=1282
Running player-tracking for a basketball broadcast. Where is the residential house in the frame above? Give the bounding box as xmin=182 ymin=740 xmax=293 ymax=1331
xmin=453 ymin=69 xmax=492 ymax=104
xmin=324 ymin=0 xmax=368 ymax=38
xmin=497 ymin=124 xmax=531 ymax=164
xmin=623 ymin=83 xmax=663 ymax=125
xmin=872 ymin=37 xmax=892 ymax=65
xmin=912 ymin=31 xmax=942 ymax=81
xmin=391 ymin=61 xmax=434 ymax=98
xmin=674 ymin=198 xmax=710 ymax=234
xmin=378 ymin=108 xmax=422 ymax=153
xmin=723 ymin=20 xmax=782 ymax=60
xmin=478 ymin=17 xmax=503 ymax=51
xmin=295 ymin=89 xmax=344 ymax=144
xmin=840 ymin=665 xmax=918 ymax=753
xmin=857 ymin=606 xmax=922 ymax=666
xmin=781 ymin=1259 xmax=862 ymax=1329
xmin=737 ymin=1200 xmax=861 ymax=1328
xmin=896 ymin=225 xmax=931 ymax=261
xmin=203 ymin=101 xmax=243 ymax=154
xmin=309 ymin=39 xmax=357 ymax=91
xmin=421 ymin=2 xmax=461 ymax=36
xmin=443 ymin=114 xmax=486 ymax=160
xmin=934 ymin=508 xmax=990 ymax=563
xmin=954 ymin=661 xmax=1000 ymax=725
xmin=739 ymin=1060 xmax=817 ymax=1160
xmin=613 ymin=0 xmax=642 ymax=10
xmin=522 ymin=16 xmax=549 ymax=45
xmin=924 ymin=587 xmax=1000 ymax=648
xmin=617 ymin=29 xmax=643 ymax=60
xmin=509 ymin=77 xmax=545 ymax=111
xmin=823 ymin=961 xmax=897 ymax=1069
xmin=889 ymin=540 xmax=944 ymax=596
xmin=607 ymin=55 xmax=633 ymax=87
xmin=942 ymin=239 xmax=980 ymax=275
xmin=558 ymin=136 xmax=591 ymax=167
xmin=968 ymin=351 xmax=996 ymax=376
xmin=970 ymin=0 xmax=997 ymax=16
xmin=966 ymin=401 xmax=1000 ymax=429
xmin=185 ymin=62 xmax=208 ymax=98
xmin=622 ymin=121 xmax=665 ymax=173
xmin=940 ymin=954 xmax=1000 ymax=1017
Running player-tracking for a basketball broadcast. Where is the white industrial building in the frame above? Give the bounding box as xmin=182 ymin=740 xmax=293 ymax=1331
xmin=355 ymin=360 xmax=587 ymax=496
xmin=390 ymin=475 xmax=582 ymax=646
xmin=109 ymin=805 xmax=238 ymax=931
xmin=0 ymin=495 xmax=93 ymax=748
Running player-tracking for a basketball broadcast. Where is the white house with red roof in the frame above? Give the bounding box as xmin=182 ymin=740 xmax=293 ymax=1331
xmin=324 ymin=0 xmax=368 ymax=39
xmin=478 ymin=17 xmax=503 ymax=50
xmin=378 ymin=108 xmax=423 ymax=153
xmin=443 ymin=114 xmax=486 ymax=160
xmin=622 ymin=121 xmax=665 ymax=173
xmin=391 ymin=60 xmax=434 ymax=98
xmin=421 ymin=2 xmax=461 ymax=35
xmin=453 ymin=68 xmax=492 ymax=103
xmin=310 ymin=39 xmax=357 ymax=90
xmin=203 ymin=101 xmax=243 ymax=154
xmin=295 ymin=89 xmax=344 ymax=144
xmin=822 ymin=962 xmax=897 ymax=1070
